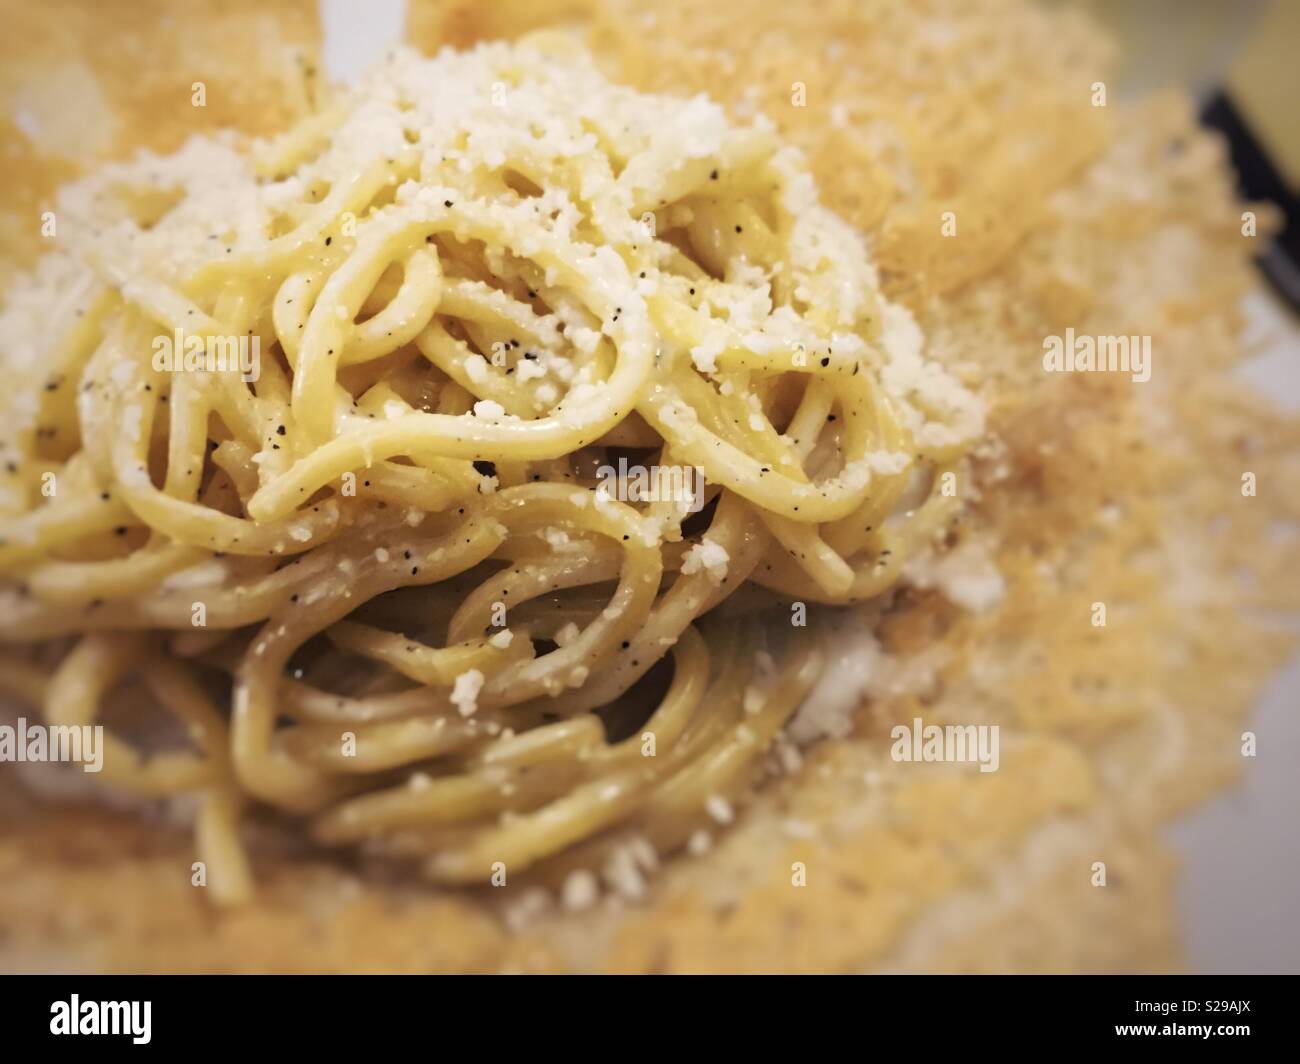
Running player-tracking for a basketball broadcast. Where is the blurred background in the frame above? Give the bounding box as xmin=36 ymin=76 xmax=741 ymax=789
xmin=1071 ymin=0 xmax=1299 ymax=974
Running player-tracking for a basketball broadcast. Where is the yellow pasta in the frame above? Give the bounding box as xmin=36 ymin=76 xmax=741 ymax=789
xmin=0 ymin=35 xmax=982 ymax=902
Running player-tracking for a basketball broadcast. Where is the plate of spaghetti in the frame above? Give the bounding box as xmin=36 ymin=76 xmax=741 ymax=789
xmin=0 ymin=0 xmax=1296 ymax=975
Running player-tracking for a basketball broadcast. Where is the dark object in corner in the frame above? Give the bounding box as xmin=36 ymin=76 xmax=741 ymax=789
xmin=1201 ymin=91 xmax=1300 ymax=311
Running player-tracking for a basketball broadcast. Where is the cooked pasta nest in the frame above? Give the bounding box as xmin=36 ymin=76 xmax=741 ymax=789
xmin=0 ymin=36 xmax=983 ymax=901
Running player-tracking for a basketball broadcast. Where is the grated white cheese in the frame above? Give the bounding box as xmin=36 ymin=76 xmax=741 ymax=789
xmin=679 ymin=538 xmax=729 ymax=583
xmin=472 ymin=399 xmax=506 ymax=420
xmin=705 ymin=794 xmax=735 ymax=825
xmin=787 ymin=605 xmax=884 ymax=744
xmin=687 ymin=829 xmax=713 ymax=856
xmin=902 ymin=540 xmax=1005 ymax=614
xmin=561 ymin=869 xmax=600 ymax=912
xmin=450 ymin=669 xmax=485 ymax=717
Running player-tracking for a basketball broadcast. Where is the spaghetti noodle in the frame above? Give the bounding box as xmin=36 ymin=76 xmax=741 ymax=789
xmin=0 ymin=36 xmax=982 ymax=904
